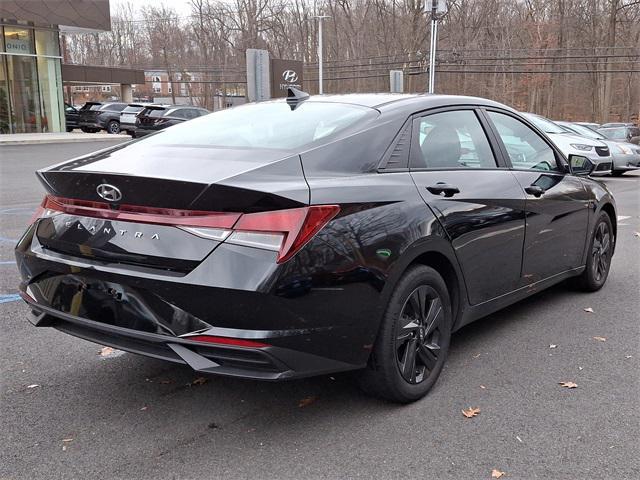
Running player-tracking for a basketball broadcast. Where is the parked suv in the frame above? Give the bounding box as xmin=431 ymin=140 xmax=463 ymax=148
xmin=134 ymin=105 xmax=210 ymax=137
xmin=78 ymin=102 xmax=128 ymax=134
xmin=119 ymin=103 xmax=151 ymax=136
xmin=522 ymin=113 xmax=612 ymax=175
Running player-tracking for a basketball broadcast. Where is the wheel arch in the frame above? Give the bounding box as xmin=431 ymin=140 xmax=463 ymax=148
xmin=380 ymin=237 xmax=468 ymax=333
xmin=600 ymin=202 xmax=617 ymax=249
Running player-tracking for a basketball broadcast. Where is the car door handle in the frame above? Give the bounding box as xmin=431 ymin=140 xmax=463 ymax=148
xmin=426 ymin=183 xmax=460 ymax=198
xmin=524 ymin=185 xmax=545 ymax=197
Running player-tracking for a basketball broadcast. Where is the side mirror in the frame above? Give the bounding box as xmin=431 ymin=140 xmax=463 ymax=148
xmin=569 ymin=154 xmax=595 ymax=176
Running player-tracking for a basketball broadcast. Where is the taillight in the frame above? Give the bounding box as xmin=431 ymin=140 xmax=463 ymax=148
xmin=231 ymin=206 xmax=340 ymax=263
xmin=33 ymin=195 xmax=339 ymax=263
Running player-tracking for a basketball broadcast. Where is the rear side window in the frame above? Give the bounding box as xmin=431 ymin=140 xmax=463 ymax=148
xmin=168 ymin=109 xmax=189 ymax=119
xmin=82 ymin=103 xmax=102 ymax=111
xmin=412 ymin=110 xmax=497 ymax=169
xmin=135 ymin=101 xmax=375 ymax=150
xmin=122 ymin=106 xmax=144 ymax=114
xmin=102 ymin=103 xmax=126 ymax=112
xmin=488 ymin=111 xmax=559 ymax=172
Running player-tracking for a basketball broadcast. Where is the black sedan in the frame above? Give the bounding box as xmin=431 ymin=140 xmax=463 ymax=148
xmin=133 ymin=105 xmax=210 ymax=137
xmin=15 ymin=91 xmax=616 ymax=403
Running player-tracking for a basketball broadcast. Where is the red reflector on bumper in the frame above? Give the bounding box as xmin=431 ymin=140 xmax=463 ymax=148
xmin=185 ymin=335 xmax=269 ymax=348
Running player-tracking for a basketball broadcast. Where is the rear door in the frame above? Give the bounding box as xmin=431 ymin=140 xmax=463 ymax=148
xmin=409 ymin=108 xmax=527 ymax=305
xmin=483 ymin=109 xmax=589 ymax=283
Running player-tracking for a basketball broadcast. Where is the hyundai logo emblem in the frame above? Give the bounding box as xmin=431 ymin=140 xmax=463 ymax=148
xmin=282 ymin=70 xmax=298 ymax=83
xmin=96 ymin=183 xmax=122 ymax=202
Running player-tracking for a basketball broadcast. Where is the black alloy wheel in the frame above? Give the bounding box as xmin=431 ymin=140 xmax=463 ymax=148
xmin=358 ymin=265 xmax=452 ymax=403
xmin=591 ymin=220 xmax=611 ymax=283
xmin=107 ymin=120 xmax=120 ymax=134
xmin=575 ymin=212 xmax=613 ymax=291
xmin=396 ymin=285 xmax=444 ymax=384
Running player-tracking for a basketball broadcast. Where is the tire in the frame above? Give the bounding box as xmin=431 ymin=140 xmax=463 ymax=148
xmin=575 ymin=211 xmax=614 ymax=291
xmin=611 ymin=170 xmax=625 ymax=177
xmin=358 ymin=265 xmax=452 ymax=403
xmin=80 ymin=127 xmax=91 ymax=133
xmin=107 ymin=120 xmax=120 ymax=134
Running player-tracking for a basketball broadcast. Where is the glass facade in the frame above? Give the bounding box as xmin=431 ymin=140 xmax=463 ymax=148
xmin=1 ymin=24 xmax=64 ymax=133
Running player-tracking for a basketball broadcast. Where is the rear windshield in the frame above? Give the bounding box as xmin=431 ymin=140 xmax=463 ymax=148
xmin=135 ymin=101 xmax=374 ymax=150
xmin=123 ymin=106 xmax=144 ymax=114
xmin=141 ymin=108 xmax=167 ymax=118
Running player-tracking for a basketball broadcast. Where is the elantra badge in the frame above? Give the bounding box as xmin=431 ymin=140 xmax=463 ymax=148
xmin=96 ymin=183 xmax=122 ymax=202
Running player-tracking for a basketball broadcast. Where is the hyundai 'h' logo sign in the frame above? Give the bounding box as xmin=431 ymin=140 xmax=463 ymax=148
xmin=282 ymin=70 xmax=298 ymax=83
xmin=96 ymin=183 xmax=122 ymax=202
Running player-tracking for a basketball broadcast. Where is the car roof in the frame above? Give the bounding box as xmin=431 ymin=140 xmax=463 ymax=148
xmin=304 ymin=93 xmax=511 ymax=112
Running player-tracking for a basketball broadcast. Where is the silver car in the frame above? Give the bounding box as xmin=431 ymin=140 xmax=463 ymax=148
xmin=523 ymin=113 xmax=612 ymax=175
xmin=556 ymin=121 xmax=640 ymax=176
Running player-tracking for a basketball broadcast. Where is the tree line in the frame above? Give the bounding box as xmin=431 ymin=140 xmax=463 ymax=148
xmin=62 ymin=0 xmax=640 ymax=122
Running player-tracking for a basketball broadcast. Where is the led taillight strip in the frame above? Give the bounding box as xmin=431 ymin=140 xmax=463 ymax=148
xmin=41 ymin=195 xmax=241 ymax=228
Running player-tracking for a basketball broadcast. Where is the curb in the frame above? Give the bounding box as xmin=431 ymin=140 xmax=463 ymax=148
xmin=0 ymin=135 xmax=131 ymax=146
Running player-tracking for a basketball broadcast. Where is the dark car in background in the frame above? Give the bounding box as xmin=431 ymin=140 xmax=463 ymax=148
xmin=64 ymin=103 xmax=80 ymax=132
xmin=134 ymin=105 xmax=210 ymax=137
xmin=16 ymin=92 xmax=616 ymax=403
xmin=598 ymin=125 xmax=640 ymax=145
xmin=78 ymin=102 xmax=128 ymax=134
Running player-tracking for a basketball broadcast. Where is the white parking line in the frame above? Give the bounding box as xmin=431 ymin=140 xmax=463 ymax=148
xmin=618 ymin=215 xmax=630 ymax=221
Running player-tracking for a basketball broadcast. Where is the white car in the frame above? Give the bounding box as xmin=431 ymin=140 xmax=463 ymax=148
xmin=523 ymin=113 xmax=612 ymax=175
xmin=556 ymin=121 xmax=640 ymax=176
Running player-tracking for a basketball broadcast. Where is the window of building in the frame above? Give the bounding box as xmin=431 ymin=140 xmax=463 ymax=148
xmin=153 ymin=85 xmax=161 ymax=94
xmin=3 ymin=26 xmax=34 ymax=55
xmin=101 ymin=85 xmax=112 ymax=92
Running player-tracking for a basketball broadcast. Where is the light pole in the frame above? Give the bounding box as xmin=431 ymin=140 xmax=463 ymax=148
xmin=313 ymin=15 xmax=331 ymax=94
xmin=426 ymin=0 xmax=448 ymax=93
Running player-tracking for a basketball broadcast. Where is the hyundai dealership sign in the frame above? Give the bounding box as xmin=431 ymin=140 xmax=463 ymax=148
xmin=270 ymin=59 xmax=303 ymax=98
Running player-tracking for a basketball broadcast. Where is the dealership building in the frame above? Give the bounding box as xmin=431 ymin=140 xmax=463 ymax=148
xmin=0 ymin=0 xmax=142 ymax=134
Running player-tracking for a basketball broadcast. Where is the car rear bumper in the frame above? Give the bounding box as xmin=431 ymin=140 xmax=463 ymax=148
xmin=15 ymin=221 xmax=379 ymax=379
xmin=79 ymin=121 xmax=105 ymax=129
xmin=22 ymin=298 xmax=356 ymax=380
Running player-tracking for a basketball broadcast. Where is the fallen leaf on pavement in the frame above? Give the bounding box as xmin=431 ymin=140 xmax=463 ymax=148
xmin=462 ymin=407 xmax=481 ymax=418
xmin=61 ymin=438 xmax=74 ymax=443
xmin=583 ymin=307 xmax=594 ymax=313
xmin=99 ymin=346 xmax=114 ymax=357
xmin=160 ymin=379 xmax=174 ymax=384
xmin=559 ymin=381 xmax=578 ymax=389
xmin=191 ymin=376 xmax=207 ymax=386
xmin=625 ymin=355 xmax=633 ymax=359
xmin=480 ymin=385 xmax=486 ymax=389
xmin=549 ymin=344 xmax=557 ymax=349
xmin=473 ymin=353 xmax=481 ymax=358
xmin=26 ymin=384 xmax=39 ymax=389
xmin=633 ymin=232 xmax=640 ymax=237
xmin=593 ymin=336 xmax=606 ymax=342
xmin=298 ymin=396 xmax=317 ymax=408
xmin=140 ymin=406 xmax=148 ymax=411
xmin=492 ymin=469 xmax=506 ymax=478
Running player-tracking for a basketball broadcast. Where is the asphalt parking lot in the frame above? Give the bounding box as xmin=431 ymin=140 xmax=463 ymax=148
xmin=1 ymin=142 xmax=639 ymax=480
